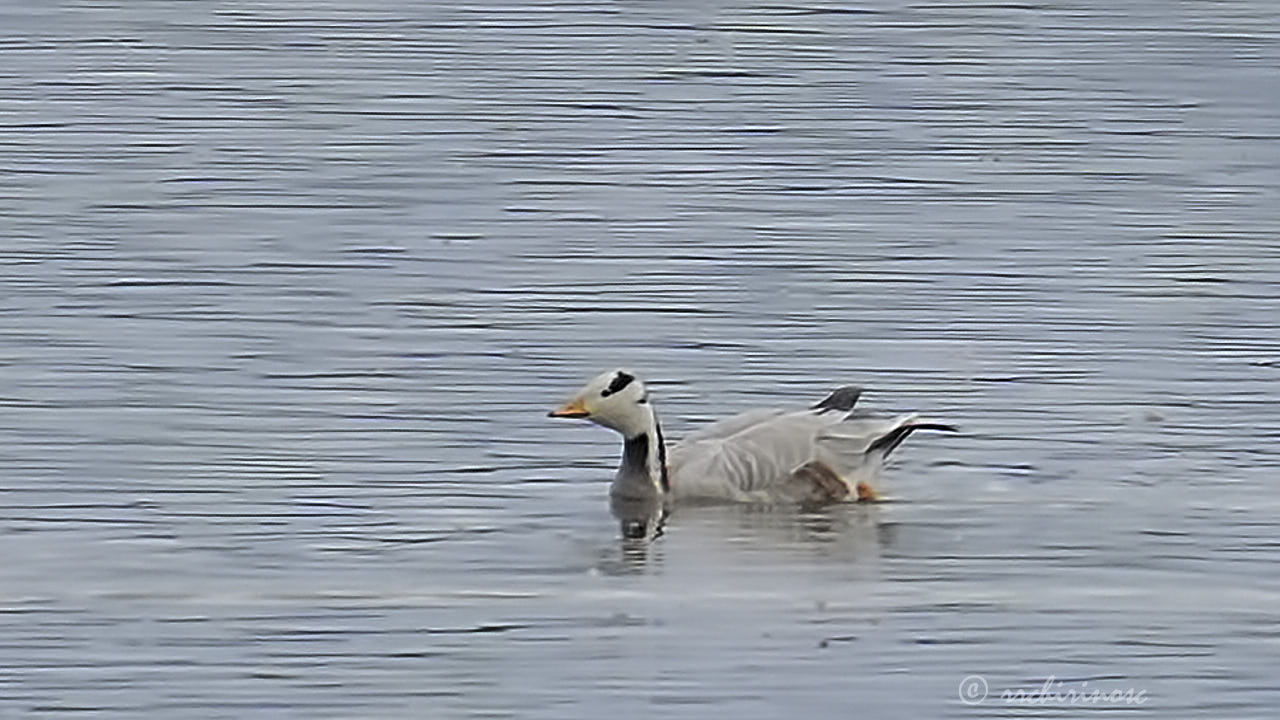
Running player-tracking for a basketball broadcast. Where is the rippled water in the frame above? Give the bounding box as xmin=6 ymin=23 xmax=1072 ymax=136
xmin=3 ymin=1 xmax=1279 ymax=717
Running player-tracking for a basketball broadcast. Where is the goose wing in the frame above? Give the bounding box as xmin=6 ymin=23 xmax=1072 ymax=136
xmin=674 ymin=384 xmax=862 ymax=448
xmin=814 ymin=412 xmax=956 ymax=478
xmin=675 ymin=407 xmax=789 ymax=446
xmin=668 ymin=408 xmax=848 ymax=501
xmin=669 ymin=407 xmax=954 ymax=503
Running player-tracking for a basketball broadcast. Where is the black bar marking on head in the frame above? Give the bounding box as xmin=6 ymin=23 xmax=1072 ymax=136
xmin=601 ymin=371 xmax=635 ymax=397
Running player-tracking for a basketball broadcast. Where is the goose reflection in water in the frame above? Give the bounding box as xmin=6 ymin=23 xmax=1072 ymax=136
xmin=595 ymin=491 xmax=895 ymax=578
xmin=611 ymin=492 xmax=669 ymax=541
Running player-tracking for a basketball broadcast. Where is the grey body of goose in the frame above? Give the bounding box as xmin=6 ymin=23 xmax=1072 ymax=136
xmin=548 ymin=369 xmax=955 ymax=504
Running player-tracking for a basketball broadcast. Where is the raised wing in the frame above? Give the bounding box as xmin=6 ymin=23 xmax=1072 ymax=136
xmin=669 ymin=408 xmax=955 ymax=502
xmin=814 ymin=413 xmax=957 ymax=478
xmin=674 ymin=407 xmax=789 ymax=447
xmin=669 ymin=409 xmax=846 ymax=501
xmin=675 ymin=385 xmax=862 ymax=447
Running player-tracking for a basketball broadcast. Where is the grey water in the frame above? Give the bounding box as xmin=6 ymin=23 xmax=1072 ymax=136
xmin=3 ymin=1 xmax=1279 ymax=717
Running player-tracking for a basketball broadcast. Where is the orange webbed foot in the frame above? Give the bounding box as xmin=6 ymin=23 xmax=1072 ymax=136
xmin=855 ymin=481 xmax=880 ymax=503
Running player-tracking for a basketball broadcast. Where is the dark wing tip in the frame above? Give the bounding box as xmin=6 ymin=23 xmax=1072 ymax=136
xmin=811 ymin=385 xmax=863 ymax=413
xmin=910 ymin=422 xmax=958 ymax=433
xmin=867 ymin=420 xmax=958 ymax=457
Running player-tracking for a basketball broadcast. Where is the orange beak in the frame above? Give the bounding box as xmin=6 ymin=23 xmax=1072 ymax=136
xmin=547 ymin=397 xmax=590 ymax=419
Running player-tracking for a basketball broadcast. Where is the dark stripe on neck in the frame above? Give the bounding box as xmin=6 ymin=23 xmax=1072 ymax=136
xmin=621 ymin=428 xmax=670 ymax=495
xmin=623 ymin=432 xmax=650 ymax=477
xmin=654 ymin=422 xmax=670 ymax=493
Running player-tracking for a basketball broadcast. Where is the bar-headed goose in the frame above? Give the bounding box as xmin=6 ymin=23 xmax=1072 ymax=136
xmin=548 ymin=369 xmax=955 ymax=504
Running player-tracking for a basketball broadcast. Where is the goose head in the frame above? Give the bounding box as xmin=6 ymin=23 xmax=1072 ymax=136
xmin=547 ymin=369 xmax=653 ymax=438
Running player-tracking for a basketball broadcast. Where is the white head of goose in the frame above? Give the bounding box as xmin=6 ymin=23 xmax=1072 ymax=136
xmin=549 ymin=369 xmax=956 ymax=505
xmin=547 ymin=369 xmax=670 ymax=500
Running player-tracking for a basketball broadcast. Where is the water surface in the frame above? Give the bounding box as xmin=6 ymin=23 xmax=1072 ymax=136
xmin=3 ymin=1 xmax=1279 ymax=717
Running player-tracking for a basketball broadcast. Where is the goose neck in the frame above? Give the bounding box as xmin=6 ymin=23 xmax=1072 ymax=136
xmin=615 ymin=409 xmax=669 ymax=497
